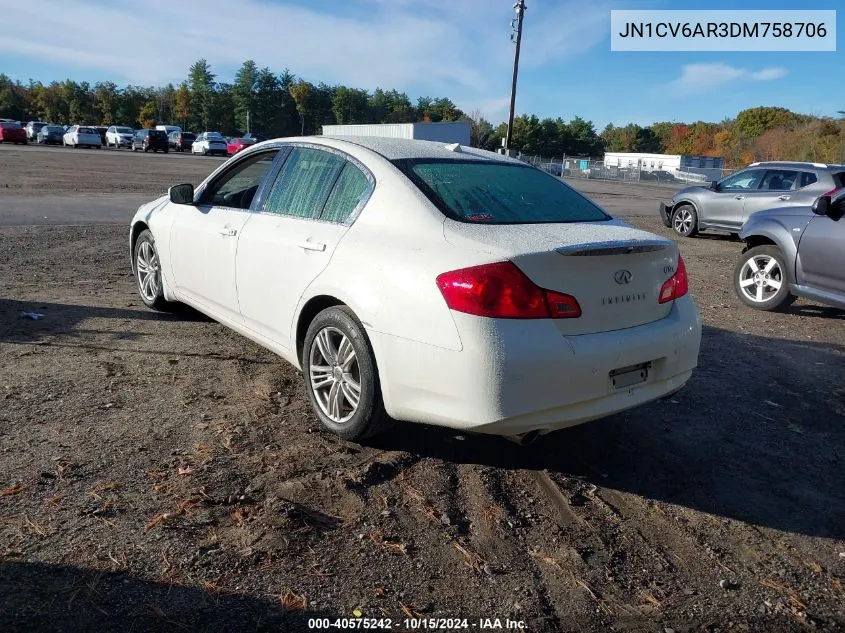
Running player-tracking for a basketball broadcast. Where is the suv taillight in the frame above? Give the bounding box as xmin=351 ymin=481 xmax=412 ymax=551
xmin=822 ymin=187 xmax=840 ymax=197
xmin=658 ymin=255 xmax=689 ymax=304
xmin=436 ymin=261 xmax=581 ymax=319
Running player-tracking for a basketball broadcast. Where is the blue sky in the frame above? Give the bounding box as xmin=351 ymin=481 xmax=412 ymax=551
xmin=0 ymin=0 xmax=841 ymax=130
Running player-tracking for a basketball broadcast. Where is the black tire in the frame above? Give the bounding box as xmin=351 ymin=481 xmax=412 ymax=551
xmin=163 ymin=148 xmax=168 ymax=154
xmin=733 ymin=245 xmax=796 ymax=312
xmin=672 ymin=203 xmax=698 ymax=238
xmin=302 ymin=306 xmax=391 ymax=441
xmin=133 ymin=229 xmax=170 ymax=311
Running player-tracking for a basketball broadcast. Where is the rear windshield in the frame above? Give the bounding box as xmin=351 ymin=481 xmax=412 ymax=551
xmin=181 ymin=133 xmax=196 ymax=140
xmin=149 ymin=130 xmax=166 ymax=138
xmin=395 ymin=159 xmax=610 ymax=224
xmin=0 ymin=122 xmax=21 ymax=129
xmin=116 ymin=127 xmax=133 ymax=133
xmin=45 ymin=126 xmax=64 ymax=132
xmin=78 ymin=127 xmax=96 ymax=134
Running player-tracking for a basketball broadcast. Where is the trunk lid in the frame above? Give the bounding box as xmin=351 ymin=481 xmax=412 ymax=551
xmin=443 ymin=219 xmax=679 ymax=335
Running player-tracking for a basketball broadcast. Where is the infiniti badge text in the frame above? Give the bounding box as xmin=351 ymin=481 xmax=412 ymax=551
xmin=602 ymin=293 xmax=647 ymax=306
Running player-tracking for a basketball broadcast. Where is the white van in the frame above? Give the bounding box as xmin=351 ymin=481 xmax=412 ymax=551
xmin=155 ymin=125 xmax=182 ymax=135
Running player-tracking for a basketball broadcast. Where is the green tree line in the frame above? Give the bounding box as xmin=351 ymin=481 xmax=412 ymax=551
xmin=2 ymin=61 xmax=842 ymax=167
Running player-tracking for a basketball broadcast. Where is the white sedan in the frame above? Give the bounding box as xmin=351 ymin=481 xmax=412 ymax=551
xmin=63 ymin=125 xmax=102 ymax=148
xmin=191 ymin=132 xmax=228 ymax=156
xmin=130 ymin=137 xmax=701 ymax=442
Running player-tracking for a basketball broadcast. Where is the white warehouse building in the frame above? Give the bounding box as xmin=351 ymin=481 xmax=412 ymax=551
xmin=322 ymin=121 xmax=471 ymax=146
xmin=604 ymin=152 xmax=724 ymax=173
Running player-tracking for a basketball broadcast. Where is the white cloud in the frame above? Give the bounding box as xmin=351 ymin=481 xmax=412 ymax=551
xmin=0 ymin=0 xmax=614 ymax=116
xmin=670 ymin=63 xmax=787 ymax=94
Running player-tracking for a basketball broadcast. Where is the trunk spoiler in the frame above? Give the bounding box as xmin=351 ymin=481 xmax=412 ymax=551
xmin=555 ymin=239 xmax=670 ymax=257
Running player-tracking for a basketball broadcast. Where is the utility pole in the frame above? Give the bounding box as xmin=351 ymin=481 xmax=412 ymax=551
xmin=837 ymin=110 xmax=845 ymax=165
xmin=504 ymin=0 xmax=526 ymax=153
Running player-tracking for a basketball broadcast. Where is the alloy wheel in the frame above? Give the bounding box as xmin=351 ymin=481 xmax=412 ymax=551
xmin=308 ymin=327 xmax=361 ymax=424
xmin=737 ymin=254 xmax=783 ymax=304
xmin=136 ymin=241 xmax=160 ymax=302
xmin=673 ymin=208 xmax=694 ymax=235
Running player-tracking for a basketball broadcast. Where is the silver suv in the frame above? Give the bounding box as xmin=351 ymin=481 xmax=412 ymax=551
xmin=659 ymin=162 xmax=845 ymax=238
xmin=734 ymin=189 xmax=845 ymax=311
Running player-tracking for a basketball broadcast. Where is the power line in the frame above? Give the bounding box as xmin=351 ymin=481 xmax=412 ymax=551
xmin=504 ymin=0 xmax=526 ymax=152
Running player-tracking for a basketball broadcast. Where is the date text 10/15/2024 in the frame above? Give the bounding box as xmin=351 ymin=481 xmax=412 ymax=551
xmin=307 ymin=617 xmax=527 ymax=630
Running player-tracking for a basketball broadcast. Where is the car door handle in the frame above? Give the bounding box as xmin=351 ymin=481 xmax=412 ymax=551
xmin=218 ymin=227 xmax=237 ymax=237
xmin=298 ymin=240 xmax=326 ymax=252
xmin=734 ymin=195 xmax=745 ymax=200
xmin=778 ymin=195 xmax=791 ymax=201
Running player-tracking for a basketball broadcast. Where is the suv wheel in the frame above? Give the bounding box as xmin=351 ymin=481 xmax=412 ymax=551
xmin=733 ymin=245 xmax=796 ymax=311
xmin=672 ymin=204 xmax=698 ymax=237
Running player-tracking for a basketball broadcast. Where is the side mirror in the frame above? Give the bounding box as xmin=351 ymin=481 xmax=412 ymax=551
xmin=709 ymin=180 xmax=719 ymax=190
xmin=812 ymin=195 xmax=830 ymax=216
xmin=169 ymin=183 xmax=194 ymax=205
xmin=812 ymin=195 xmax=844 ymax=221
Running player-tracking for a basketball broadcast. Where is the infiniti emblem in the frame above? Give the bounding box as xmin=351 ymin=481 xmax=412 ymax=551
xmin=614 ymin=269 xmax=633 ymax=284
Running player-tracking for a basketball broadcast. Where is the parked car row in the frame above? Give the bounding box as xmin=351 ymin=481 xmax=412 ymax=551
xmin=659 ymin=160 xmax=845 ymax=313
xmin=3 ymin=120 xmax=265 ymax=158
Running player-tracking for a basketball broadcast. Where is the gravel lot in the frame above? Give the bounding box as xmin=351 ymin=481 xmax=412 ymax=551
xmin=1 ymin=145 xmax=844 ymax=633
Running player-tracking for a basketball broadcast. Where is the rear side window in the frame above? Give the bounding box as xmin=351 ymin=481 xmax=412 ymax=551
xmin=398 ymin=159 xmax=609 ymax=224
xmin=321 ymin=163 xmax=370 ymax=223
xmin=262 ymin=148 xmax=345 ymax=219
xmin=799 ymin=172 xmax=818 ymax=188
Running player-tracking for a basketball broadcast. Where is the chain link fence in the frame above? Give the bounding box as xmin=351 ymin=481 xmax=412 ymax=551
xmin=515 ymin=153 xmax=734 ymax=186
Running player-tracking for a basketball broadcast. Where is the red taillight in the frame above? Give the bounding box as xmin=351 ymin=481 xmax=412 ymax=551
xmin=658 ymin=255 xmax=689 ymax=304
xmin=436 ymin=261 xmax=581 ymax=319
xmin=823 ymin=187 xmax=840 ymax=197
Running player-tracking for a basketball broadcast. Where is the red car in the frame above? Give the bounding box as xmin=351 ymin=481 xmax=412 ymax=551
xmin=226 ymin=136 xmax=257 ymax=155
xmin=0 ymin=121 xmax=28 ymax=144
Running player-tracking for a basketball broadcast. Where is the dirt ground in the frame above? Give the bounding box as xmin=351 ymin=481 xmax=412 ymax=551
xmin=1 ymin=147 xmax=844 ymax=633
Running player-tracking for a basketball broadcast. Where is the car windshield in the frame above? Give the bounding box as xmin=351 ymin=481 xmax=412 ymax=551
xmin=396 ymin=159 xmax=611 ymax=224
xmin=116 ymin=127 xmax=133 ymax=133
xmin=45 ymin=126 xmax=64 ymax=132
xmin=0 ymin=122 xmax=21 ymax=129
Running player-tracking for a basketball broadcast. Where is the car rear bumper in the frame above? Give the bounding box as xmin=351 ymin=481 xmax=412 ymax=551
xmin=659 ymin=202 xmax=673 ymax=228
xmin=368 ymin=294 xmax=702 ymax=437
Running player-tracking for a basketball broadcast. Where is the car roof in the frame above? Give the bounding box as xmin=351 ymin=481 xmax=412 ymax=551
xmin=321 ymin=135 xmax=521 ymax=164
xmin=747 ymin=161 xmax=844 ymax=171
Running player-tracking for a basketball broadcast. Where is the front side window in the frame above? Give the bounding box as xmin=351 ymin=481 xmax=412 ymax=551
xmin=262 ymin=147 xmax=345 ymax=219
xmin=760 ymin=169 xmax=798 ymax=191
xmin=200 ymin=151 xmax=278 ymax=209
xmin=396 ymin=159 xmax=609 ymax=224
xmin=719 ymin=170 xmax=763 ymax=191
